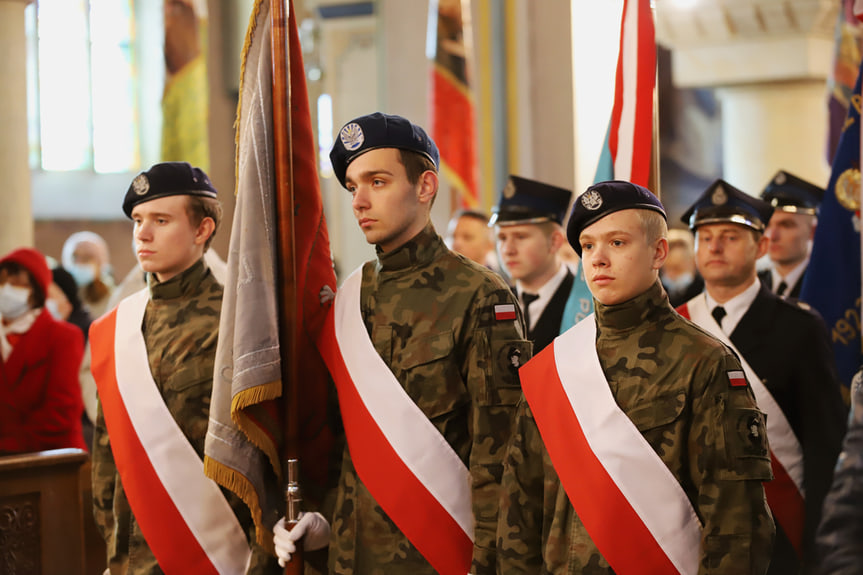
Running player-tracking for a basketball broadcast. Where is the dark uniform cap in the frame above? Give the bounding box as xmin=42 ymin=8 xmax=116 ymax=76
xmin=681 ymin=178 xmax=774 ymax=232
xmin=566 ymin=180 xmax=666 ymax=256
xmin=122 ymin=161 xmax=218 ymax=218
xmin=329 ymin=112 xmax=440 ymax=188
xmin=760 ymin=170 xmax=824 ymax=215
xmin=489 ymin=175 xmax=573 ymax=227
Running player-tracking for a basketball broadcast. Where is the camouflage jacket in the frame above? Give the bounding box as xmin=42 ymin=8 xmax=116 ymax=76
xmin=91 ymin=259 xmax=279 ymax=575
xmin=815 ymin=369 xmax=863 ymax=573
xmin=328 ymin=224 xmax=531 ymax=575
xmin=497 ymin=280 xmax=776 ymax=575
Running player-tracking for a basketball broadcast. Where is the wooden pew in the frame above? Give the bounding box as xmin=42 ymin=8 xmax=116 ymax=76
xmin=0 ymin=448 xmax=87 ymax=575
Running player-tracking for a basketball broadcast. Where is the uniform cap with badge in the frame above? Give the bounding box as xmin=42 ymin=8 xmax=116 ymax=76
xmin=122 ymin=161 xmax=218 ymax=218
xmin=566 ymin=180 xmax=666 ymax=256
xmin=329 ymin=112 xmax=440 ymax=189
xmin=489 ymin=175 xmax=573 ymax=227
xmin=760 ymin=170 xmax=824 ymax=216
xmin=681 ymin=179 xmax=774 ymax=232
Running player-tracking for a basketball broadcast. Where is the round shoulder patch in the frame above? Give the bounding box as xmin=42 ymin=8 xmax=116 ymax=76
xmin=339 ymin=122 xmax=364 ymax=151
xmin=580 ymin=190 xmax=602 ymax=210
xmin=132 ymin=174 xmax=150 ymax=196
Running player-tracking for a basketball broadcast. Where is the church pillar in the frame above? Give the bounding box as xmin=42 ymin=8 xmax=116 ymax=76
xmin=0 ymin=0 xmax=35 ymax=255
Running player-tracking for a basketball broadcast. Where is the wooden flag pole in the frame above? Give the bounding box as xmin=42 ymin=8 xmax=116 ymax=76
xmin=270 ymin=0 xmax=304 ymax=573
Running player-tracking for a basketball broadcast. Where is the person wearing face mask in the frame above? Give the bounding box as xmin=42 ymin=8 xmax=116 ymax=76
xmin=61 ymin=230 xmax=117 ymax=318
xmin=0 ymin=247 xmax=86 ymax=454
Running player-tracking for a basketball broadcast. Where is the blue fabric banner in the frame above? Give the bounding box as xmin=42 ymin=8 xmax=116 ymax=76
xmin=801 ymin=60 xmax=863 ymax=388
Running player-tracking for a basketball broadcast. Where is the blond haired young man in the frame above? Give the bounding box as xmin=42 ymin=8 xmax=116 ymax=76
xmin=498 ymin=180 xmax=774 ymax=575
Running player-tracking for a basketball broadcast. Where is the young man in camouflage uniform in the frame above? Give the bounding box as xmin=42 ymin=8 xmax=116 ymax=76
xmin=274 ymin=112 xmax=530 ymax=574
xmin=90 ymin=162 xmax=278 ymax=574
xmin=497 ymin=180 xmax=775 ymax=574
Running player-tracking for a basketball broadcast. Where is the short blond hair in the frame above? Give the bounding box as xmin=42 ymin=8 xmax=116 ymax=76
xmin=636 ymin=210 xmax=668 ymax=246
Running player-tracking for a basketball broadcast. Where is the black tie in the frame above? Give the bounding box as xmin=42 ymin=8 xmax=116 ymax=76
xmin=776 ymin=281 xmax=788 ymax=297
xmin=711 ymin=306 xmax=727 ymax=328
xmin=522 ymin=292 xmax=540 ymax=331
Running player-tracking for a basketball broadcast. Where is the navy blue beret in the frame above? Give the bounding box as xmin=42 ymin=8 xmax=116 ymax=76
xmin=567 ymin=180 xmax=666 ymax=256
xmin=681 ymin=179 xmax=773 ymax=232
xmin=329 ymin=113 xmax=440 ymax=188
xmin=490 ymin=175 xmax=572 ymax=227
xmin=761 ymin=170 xmax=824 ymax=215
xmin=123 ymin=162 xmax=217 ymax=218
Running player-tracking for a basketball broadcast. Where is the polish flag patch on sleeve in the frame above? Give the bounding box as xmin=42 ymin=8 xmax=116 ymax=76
xmin=727 ymin=370 xmax=747 ymax=387
xmin=494 ymin=304 xmax=517 ymax=321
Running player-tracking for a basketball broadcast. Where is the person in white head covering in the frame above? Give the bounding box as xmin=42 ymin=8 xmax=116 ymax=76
xmin=61 ymin=231 xmax=116 ymax=318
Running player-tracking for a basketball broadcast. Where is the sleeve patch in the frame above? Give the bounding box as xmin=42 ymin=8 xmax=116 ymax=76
xmin=494 ymin=304 xmax=517 ymax=321
xmin=727 ymin=370 xmax=747 ymax=388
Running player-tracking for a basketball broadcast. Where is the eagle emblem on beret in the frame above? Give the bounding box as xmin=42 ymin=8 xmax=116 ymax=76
xmin=581 ymin=190 xmax=602 ymax=211
xmin=132 ymin=174 xmax=149 ymax=196
xmin=340 ymin=122 xmax=364 ymax=151
xmin=711 ymin=185 xmax=728 ymax=205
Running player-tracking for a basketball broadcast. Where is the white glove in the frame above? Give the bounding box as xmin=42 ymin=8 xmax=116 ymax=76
xmin=273 ymin=512 xmax=331 ymax=567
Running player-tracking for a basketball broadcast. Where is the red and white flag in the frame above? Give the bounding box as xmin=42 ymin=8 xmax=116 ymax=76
xmin=607 ymin=0 xmax=656 ymax=186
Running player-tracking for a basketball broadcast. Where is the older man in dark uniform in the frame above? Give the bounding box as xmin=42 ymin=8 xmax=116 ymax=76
xmin=677 ymin=178 xmax=847 ymax=575
xmin=491 ymin=176 xmax=592 ymax=352
xmin=758 ymin=170 xmax=824 ymax=299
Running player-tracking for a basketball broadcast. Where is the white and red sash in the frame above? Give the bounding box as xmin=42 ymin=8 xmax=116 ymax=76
xmin=316 ymin=268 xmax=473 ymax=575
xmin=90 ymin=289 xmax=250 ymax=575
xmin=521 ymin=315 xmax=701 ymax=575
xmin=679 ymin=294 xmax=805 ymax=555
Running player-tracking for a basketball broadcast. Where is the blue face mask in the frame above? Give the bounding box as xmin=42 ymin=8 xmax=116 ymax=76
xmin=68 ymin=264 xmax=96 ymax=288
xmin=0 ymin=284 xmax=32 ymax=320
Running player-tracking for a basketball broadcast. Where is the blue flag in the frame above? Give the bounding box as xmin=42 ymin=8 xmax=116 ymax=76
xmin=800 ymin=60 xmax=863 ymax=389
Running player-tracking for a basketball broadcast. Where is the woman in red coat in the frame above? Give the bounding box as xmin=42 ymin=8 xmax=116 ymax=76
xmin=0 ymin=247 xmax=86 ymax=454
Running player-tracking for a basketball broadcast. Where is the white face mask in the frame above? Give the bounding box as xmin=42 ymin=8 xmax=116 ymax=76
xmin=0 ymin=284 xmax=32 ymax=320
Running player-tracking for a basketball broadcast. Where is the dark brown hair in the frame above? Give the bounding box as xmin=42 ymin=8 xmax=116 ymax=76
xmin=185 ymin=196 xmax=223 ymax=251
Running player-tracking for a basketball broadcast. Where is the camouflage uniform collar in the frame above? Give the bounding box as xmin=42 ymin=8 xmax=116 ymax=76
xmin=148 ymin=258 xmax=209 ymax=300
xmin=594 ymin=279 xmax=670 ymax=334
xmin=376 ymin=223 xmax=441 ymax=272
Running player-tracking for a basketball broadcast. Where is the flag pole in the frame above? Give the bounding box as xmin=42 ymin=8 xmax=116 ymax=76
xmin=648 ymin=3 xmax=660 ymax=198
xmin=270 ymin=0 xmax=305 ymax=572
